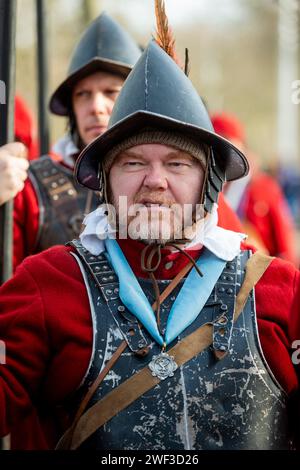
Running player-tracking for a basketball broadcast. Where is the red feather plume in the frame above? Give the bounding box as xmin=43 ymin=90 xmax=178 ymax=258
xmin=154 ymin=0 xmax=182 ymax=69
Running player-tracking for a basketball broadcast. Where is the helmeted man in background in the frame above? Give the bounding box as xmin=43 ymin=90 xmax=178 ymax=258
xmin=11 ymin=12 xmax=141 ymax=270
xmin=1 ymin=4 xmax=300 ymax=449
xmin=211 ymin=112 xmax=298 ymax=266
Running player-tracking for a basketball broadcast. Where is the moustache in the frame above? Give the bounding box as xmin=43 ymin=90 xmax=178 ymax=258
xmin=134 ymin=192 xmax=176 ymax=207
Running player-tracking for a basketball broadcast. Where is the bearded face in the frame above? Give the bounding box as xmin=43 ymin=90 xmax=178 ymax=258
xmin=107 ymin=143 xmax=205 ymax=244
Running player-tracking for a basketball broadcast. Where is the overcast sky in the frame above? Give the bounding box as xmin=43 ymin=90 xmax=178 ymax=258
xmin=99 ymin=0 xmax=247 ymax=31
xmin=16 ymin=0 xmax=257 ymax=48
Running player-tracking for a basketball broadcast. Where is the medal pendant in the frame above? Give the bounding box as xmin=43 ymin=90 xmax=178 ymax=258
xmin=148 ymin=351 xmax=178 ymax=380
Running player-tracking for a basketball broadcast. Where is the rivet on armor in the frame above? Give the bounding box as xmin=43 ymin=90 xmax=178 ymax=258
xmin=219 ymin=287 xmax=225 ymax=293
xmin=118 ymin=305 xmax=125 ymax=312
xmin=227 ymin=288 xmax=233 ymax=294
xmin=218 ymin=316 xmax=228 ymax=324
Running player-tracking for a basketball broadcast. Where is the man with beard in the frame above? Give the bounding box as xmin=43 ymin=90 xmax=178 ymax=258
xmin=0 ymin=33 xmax=299 ymax=450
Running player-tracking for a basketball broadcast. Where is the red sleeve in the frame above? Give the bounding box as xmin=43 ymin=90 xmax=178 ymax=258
xmin=13 ymin=178 xmax=40 ymax=271
xmin=0 ymin=246 xmax=92 ymax=445
xmin=217 ymin=192 xmax=243 ymax=232
xmin=0 ymin=262 xmax=50 ymax=436
xmin=288 ymin=268 xmax=300 ymax=353
xmin=255 ymin=258 xmax=300 ymax=394
xmin=245 ymin=175 xmax=298 ymax=266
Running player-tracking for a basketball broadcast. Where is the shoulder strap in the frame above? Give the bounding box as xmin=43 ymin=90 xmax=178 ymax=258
xmin=234 ymin=251 xmax=274 ymax=318
xmin=56 ymin=250 xmax=274 ymax=450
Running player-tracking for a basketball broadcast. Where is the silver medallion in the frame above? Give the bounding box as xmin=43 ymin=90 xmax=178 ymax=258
xmin=148 ymin=351 xmax=178 ymax=380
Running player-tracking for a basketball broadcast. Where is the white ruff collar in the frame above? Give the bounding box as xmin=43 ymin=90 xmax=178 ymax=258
xmin=52 ymin=134 xmax=79 ymax=168
xmin=80 ymin=203 xmax=246 ymax=261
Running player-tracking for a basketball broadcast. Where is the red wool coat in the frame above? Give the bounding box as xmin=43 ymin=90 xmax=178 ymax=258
xmin=15 ymin=95 xmax=39 ymax=160
xmin=240 ymin=172 xmax=298 ymax=266
xmin=0 ymin=240 xmax=299 ymax=449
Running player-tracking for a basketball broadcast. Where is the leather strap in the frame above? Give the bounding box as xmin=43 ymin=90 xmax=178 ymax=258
xmin=56 ymin=251 xmax=273 ymax=450
xmin=59 ymin=340 xmax=128 ymax=451
xmin=152 ymin=260 xmax=193 ymax=311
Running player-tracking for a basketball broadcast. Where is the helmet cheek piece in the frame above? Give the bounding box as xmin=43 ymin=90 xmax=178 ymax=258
xmin=202 ymin=147 xmax=226 ymax=214
xmin=97 ymin=163 xmax=106 ymax=204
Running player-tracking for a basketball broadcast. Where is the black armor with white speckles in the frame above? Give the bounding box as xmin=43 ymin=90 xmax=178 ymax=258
xmin=68 ymin=240 xmax=293 ymax=450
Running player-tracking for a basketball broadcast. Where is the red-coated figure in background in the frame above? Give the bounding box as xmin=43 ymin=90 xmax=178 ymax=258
xmin=211 ymin=112 xmax=298 ymax=266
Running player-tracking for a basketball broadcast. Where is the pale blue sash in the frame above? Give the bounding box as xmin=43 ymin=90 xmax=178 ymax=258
xmin=105 ymin=239 xmax=227 ymax=346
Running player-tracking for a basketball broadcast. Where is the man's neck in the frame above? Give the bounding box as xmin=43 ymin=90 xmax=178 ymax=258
xmin=117 ymin=237 xmax=202 ymax=280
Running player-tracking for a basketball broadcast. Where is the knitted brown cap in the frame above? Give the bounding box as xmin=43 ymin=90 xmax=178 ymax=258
xmin=102 ymin=129 xmax=207 ymax=173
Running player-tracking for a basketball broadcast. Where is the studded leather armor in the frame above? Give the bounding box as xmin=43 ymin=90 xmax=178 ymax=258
xmin=28 ymin=156 xmax=98 ymax=252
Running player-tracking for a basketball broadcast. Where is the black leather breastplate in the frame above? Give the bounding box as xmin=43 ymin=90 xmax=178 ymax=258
xmin=29 ymin=156 xmax=98 ymax=252
xmin=68 ymin=240 xmax=292 ymax=450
